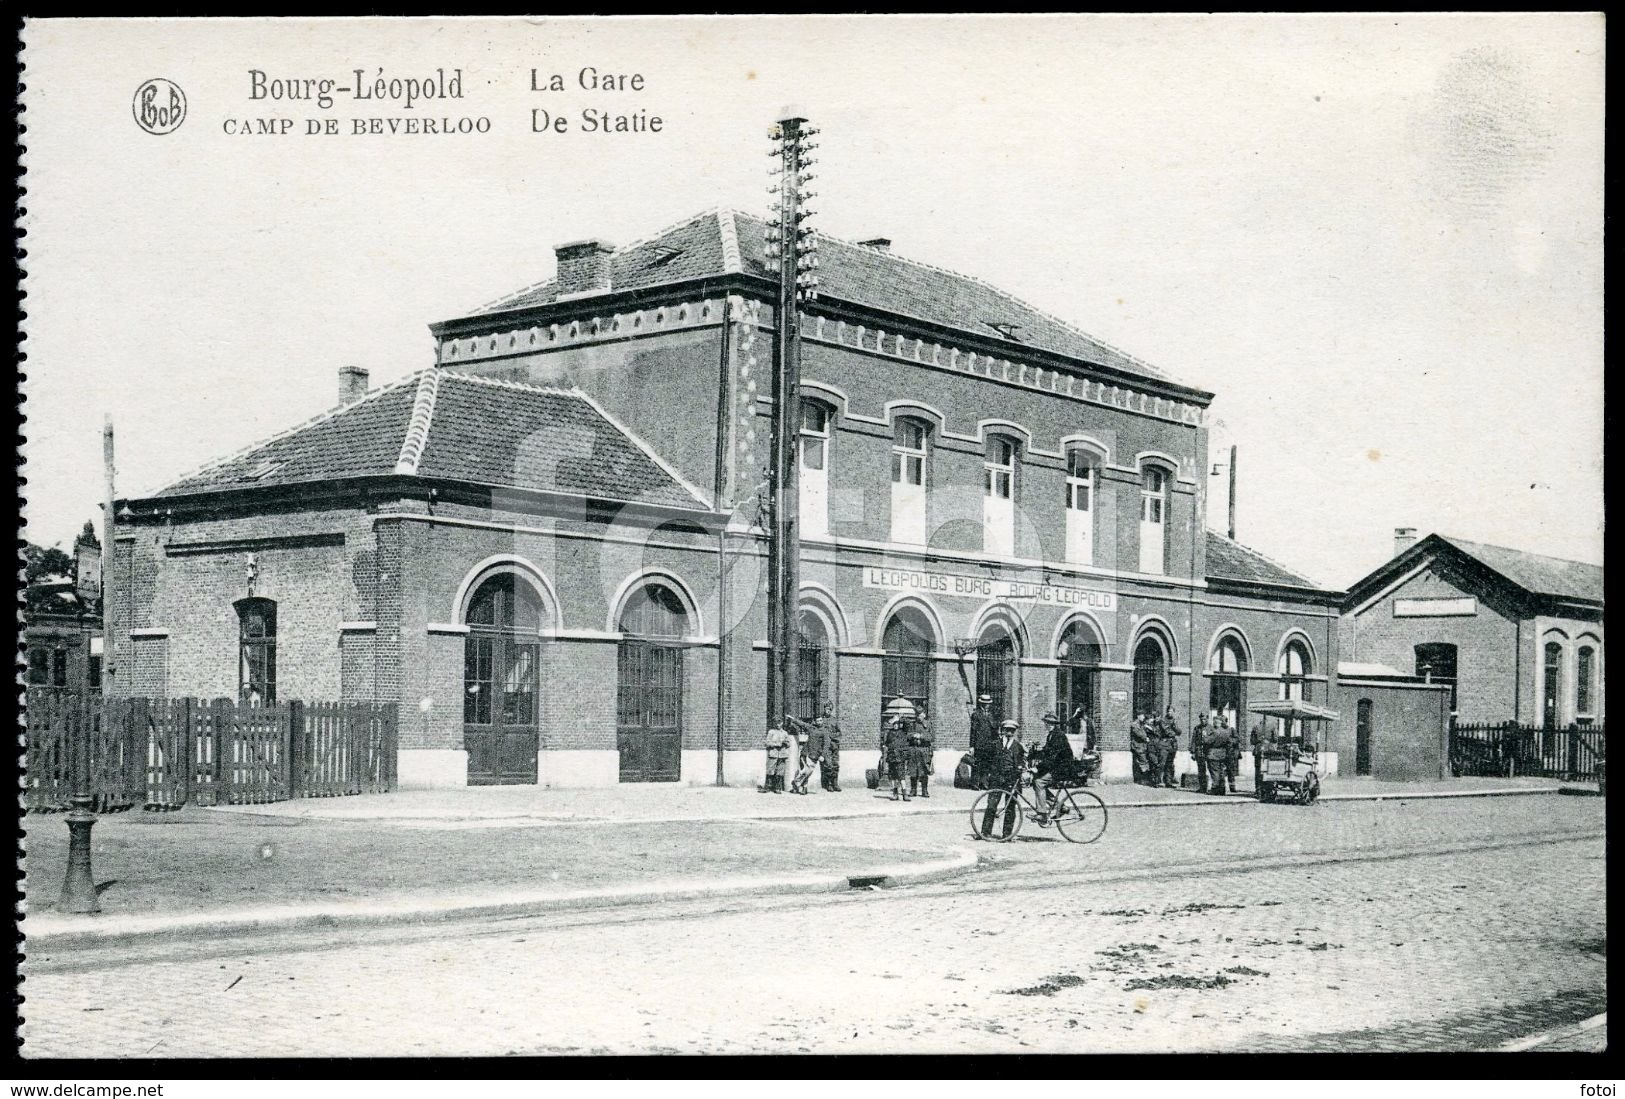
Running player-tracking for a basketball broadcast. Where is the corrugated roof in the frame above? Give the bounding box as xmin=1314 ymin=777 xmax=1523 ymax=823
xmin=1206 ymin=530 xmax=1325 ymax=590
xmin=1436 ymin=535 xmax=1603 ymax=605
xmin=155 ymin=370 xmax=707 ymax=511
xmin=470 ymin=209 xmax=1181 ymax=387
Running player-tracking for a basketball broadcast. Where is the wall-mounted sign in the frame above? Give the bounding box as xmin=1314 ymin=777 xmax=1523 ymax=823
xmin=862 ymin=565 xmax=1117 ymax=612
xmin=1107 ymin=689 xmax=1129 ymax=703
xmin=1394 ymin=597 xmax=1477 ymax=618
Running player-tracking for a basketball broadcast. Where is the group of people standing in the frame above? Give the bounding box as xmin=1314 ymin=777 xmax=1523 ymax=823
xmin=1128 ymin=708 xmax=1185 ymax=789
xmin=1128 ymin=708 xmax=1264 ymax=796
xmin=879 ymin=704 xmax=935 ymax=800
xmin=762 ymin=704 xmax=843 ymax=795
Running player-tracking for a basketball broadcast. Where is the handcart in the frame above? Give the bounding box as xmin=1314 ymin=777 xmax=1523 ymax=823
xmin=1249 ymin=699 xmax=1339 ymax=805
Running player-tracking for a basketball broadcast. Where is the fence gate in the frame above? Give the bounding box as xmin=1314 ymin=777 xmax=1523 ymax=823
xmin=1450 ymin=722 xmax=1606 ymax=780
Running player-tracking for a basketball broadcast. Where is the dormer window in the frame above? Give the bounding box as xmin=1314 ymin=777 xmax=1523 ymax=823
xmin=984 ymin=321 xmax=1025 ymax=342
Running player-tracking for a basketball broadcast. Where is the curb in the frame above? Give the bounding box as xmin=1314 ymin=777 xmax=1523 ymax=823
xmin=23 ymin=845 xmax=978 ymax=951
xmin=1492 ymin=1011 xmax=1607 ymax=1052
xmin=203 ymin=783 xmax=1566 ymax=829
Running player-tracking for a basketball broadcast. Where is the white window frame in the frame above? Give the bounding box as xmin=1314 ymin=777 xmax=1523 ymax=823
xmin=1138 ymin=466 xmax=1168 ymax=575
xmin=1064 ymin=448 xmax=1095 ymax=566
xmin=890 ymin=419 xmax=928 ymax=546
xmin=982 ymin=436 xmax=1016 ymax=557
xmin=799 ymin=402 xmax=830 ymax=539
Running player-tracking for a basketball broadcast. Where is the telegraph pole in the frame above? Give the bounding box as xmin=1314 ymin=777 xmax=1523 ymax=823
xmin=763 ymin=117 xmax=819 ymax=726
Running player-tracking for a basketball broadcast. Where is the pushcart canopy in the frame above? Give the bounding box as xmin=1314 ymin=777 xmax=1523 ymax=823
xmin=1248 ymin=699 xmax=1339 ymax=721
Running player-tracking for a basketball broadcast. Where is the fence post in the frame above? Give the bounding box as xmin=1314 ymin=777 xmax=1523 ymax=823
xmin=287 ymin=700 xmax=303 ymax=799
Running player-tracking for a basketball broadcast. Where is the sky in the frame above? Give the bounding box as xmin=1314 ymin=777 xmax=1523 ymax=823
xmin=20 ymin=14 xmax=1605 ymax=589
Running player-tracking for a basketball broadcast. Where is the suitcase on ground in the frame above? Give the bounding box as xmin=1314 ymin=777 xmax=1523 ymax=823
xmin=954 ymin=753 xmax=974 ymax=789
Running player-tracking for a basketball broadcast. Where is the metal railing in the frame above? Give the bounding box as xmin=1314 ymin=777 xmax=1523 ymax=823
xmin=1450 ymin=721 xmax=1605 ymax=780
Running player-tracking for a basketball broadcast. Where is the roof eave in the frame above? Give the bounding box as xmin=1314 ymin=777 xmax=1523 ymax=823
xmin=1206 ymin=575 xmax=1344 ymax=604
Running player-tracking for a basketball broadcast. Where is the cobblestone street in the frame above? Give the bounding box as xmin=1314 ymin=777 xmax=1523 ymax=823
xmin=21 ymin=795 xmax=1605 ymax=1057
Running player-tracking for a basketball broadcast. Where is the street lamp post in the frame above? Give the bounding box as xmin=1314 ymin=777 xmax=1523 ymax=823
xmin=60 ymin=417 xmax=116 ymax=914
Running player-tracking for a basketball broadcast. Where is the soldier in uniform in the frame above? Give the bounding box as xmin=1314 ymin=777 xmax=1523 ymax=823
xmin=1191 ymin=712 xmax=1211 ymax=793
xmin=1142 ymin=715 xmax=1169 ymax=788
xmin=762 ymin=723 xmax=792 ymax=794
xmin=1158 ymin=707 xmax=1182 ymax=788
xmin=818 ymin=704 xmax=843 ymax=791
xmin=969 ymin=694 xmax=997 ymax=789
xmin=1249 ymin=715 xmax=1270 ymax=794
xmin=882 ymin=715 xmax=914 ymax=801
xmin=1129 ymin=716 xmax=1151 ymax=785
xmin=906 ymin=707 xmax=936 ymax=798
xmin=1204 ymin=719 xmax=1235 ymax=795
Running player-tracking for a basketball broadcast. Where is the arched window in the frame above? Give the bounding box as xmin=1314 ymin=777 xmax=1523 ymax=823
xmin=890 ymin=418 xmax=929 ymax=545
xmin=1415 ymin=642 xmax=1459 ymax=715
xmin=799 ymin=401 xmax=832 ymax=538
xmin=1576 ymin=645 xmax=1596 ymax=723
xmin=1056 ymin=619 xmax=1104 ymax=743
xmin=1543 ymin=641 xmax=1564 ymax=729
xmin=462 ymin=573 xmax=545 ymax=785
xmin=982 ymin=436 xmax=1018 ymax=557
xmin=975 ymin=620 xmax=1021 ymax=728
xmin=1064 ymin=448 xmax=1096 ymax=566
xmin=1209 ymin=634 xmax=1248 ymax=729
xmin=1138 ymin=466 xmax=1169 ymax=575
xmin=1278 ymin=639 xmax=1312 ymax=738
xmin=795 ymin=608 xmax=832 ymax=723
xmin=881 ymin=606 xmax=934 ymax=723
xmin=1133 ymin=635 xmax=1167 ymax=719
xmin=617 ymin=582 xmax=690 ymax=783
xmin=237 ymin=598 xmax=277 ymax=706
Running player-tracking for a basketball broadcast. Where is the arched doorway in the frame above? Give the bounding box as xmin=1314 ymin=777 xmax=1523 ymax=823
xmin=975 ymin=621 xmax=1020 ymax=729
xmin=880 ymin=605 xmax=935 ymax=724
xmin=795 ymin=608 xmax=832 ymax=723
xmin=463 ymin=573 xmax=544 ymax=785
xmin=1055 ymin=618 xmax=1103 ymax=744
xmin=617 ymin=582 xmax=689 ymax=782
xmin=1209 ymin=633 xmax=1248 ymax=729
xmin=1132 ymin=635 xmax=1168 ymax=719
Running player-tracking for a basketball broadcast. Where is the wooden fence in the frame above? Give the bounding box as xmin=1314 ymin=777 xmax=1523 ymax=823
xmin=1450 ymin=722 xmax=1606 ymax=780
xmin=23 ymin=688 xmax=398 ymax=811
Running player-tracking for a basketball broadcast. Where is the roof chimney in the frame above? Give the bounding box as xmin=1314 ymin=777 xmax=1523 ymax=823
xmin=555 ymin=239 xmax=616 ymax=297
xmin=856 ymin=237 xmax=891 ymax=252
xmin=338 ymin=365 xmax=369 ymax=406
xmin=1393 ymin=526 xmax=1419 ymax=559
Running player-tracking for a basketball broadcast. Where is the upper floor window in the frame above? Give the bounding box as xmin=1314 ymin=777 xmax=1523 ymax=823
xmin=890 ymin=418 xmax=929 ymax=546
xmin=799 ymin=402 xmax=829 ymax=471
xmin=984 ymin=437 xmax=1015 ymax=499
xmin=891 ymin=419 xmax=927 ymax=486
xmin=799 ymin=401 xmax=832 ymax=538
xmin=238 ymin=597 xmax=277 ymax=706
xmin=1138 ymin=466 xmax=1169 ymax=574
xmin=1064 ymin=448 xmax=1096 ymax=566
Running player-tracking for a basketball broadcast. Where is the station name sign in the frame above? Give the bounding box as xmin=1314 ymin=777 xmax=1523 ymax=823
xmin=862 ymin=566 xmax=1117 ymax=612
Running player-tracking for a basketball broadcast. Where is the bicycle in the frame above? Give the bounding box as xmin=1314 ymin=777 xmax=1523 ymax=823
xmin=970 ymin=765 xmax=1108 ymax=844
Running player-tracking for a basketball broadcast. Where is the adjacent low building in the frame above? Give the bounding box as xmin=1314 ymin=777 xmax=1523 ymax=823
xmin=1341 ymin=529 xmax=1605 ymax=728
xmin=109 ymin=208 xmax=1379 ymax=787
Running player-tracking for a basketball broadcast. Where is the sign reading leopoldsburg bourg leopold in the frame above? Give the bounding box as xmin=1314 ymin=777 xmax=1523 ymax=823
xmin=862 ymin=565 xmax=1117 ymax=611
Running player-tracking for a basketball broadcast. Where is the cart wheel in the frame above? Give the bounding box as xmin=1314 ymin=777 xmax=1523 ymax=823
xmin=1052 ymin=789 xmax=1108 ymax=845
xmin=970 ymin=790 xmax=1023 ymax=843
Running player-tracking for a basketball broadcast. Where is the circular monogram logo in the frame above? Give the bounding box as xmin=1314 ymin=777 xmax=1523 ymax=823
xmin=132 ymin=78 xmax=187 ymax=135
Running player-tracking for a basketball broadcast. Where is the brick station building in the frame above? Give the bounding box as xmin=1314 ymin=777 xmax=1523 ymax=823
xmin=110 ymin=208 xmax=1358 ymax=788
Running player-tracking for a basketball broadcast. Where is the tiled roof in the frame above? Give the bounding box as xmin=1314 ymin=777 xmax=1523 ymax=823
xmin=470 ymin=209 xmax=1182 ymax=387
xmin=155 ymin=370 xmax=708 ymax=511
xmin=1205 ymin=530 xmax=1325 ymax=590
xmin=1436 ymin=535 xmax=1603 ymax=605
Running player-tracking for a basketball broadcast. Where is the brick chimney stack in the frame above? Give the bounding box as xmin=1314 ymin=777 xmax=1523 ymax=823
xmin=555 ymin=239 xmax=616 ymax=297
xmin=1393 ymin=526 xmax=1419 ymax=558
xmin=338 ymin=365 xmax=369 ymax=406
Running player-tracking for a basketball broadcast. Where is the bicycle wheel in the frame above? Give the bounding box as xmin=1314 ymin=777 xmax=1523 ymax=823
xmin=970 ymin=790 xmax=1024 ymax=842
xmin=1051 ymin=789 xmax=1108 ymax=844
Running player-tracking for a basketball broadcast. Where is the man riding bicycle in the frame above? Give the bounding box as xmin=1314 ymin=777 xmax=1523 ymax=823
xmin=1031 ymin=709 xmax=1085 ymax=821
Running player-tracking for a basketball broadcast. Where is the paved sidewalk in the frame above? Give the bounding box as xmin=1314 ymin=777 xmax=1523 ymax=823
xmin=22 ymin=806 xmax=967 ymax=947
xmin=204 ymin=774 xmax=1565 ymax=825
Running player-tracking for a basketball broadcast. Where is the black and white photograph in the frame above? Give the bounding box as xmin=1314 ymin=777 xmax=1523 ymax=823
xmin=13 ymin=13 xmax=1606 ymax=1070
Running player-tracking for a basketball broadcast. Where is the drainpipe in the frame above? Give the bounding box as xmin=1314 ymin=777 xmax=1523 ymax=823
xmin=712 ymin=307 xmax=736 ymax=786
